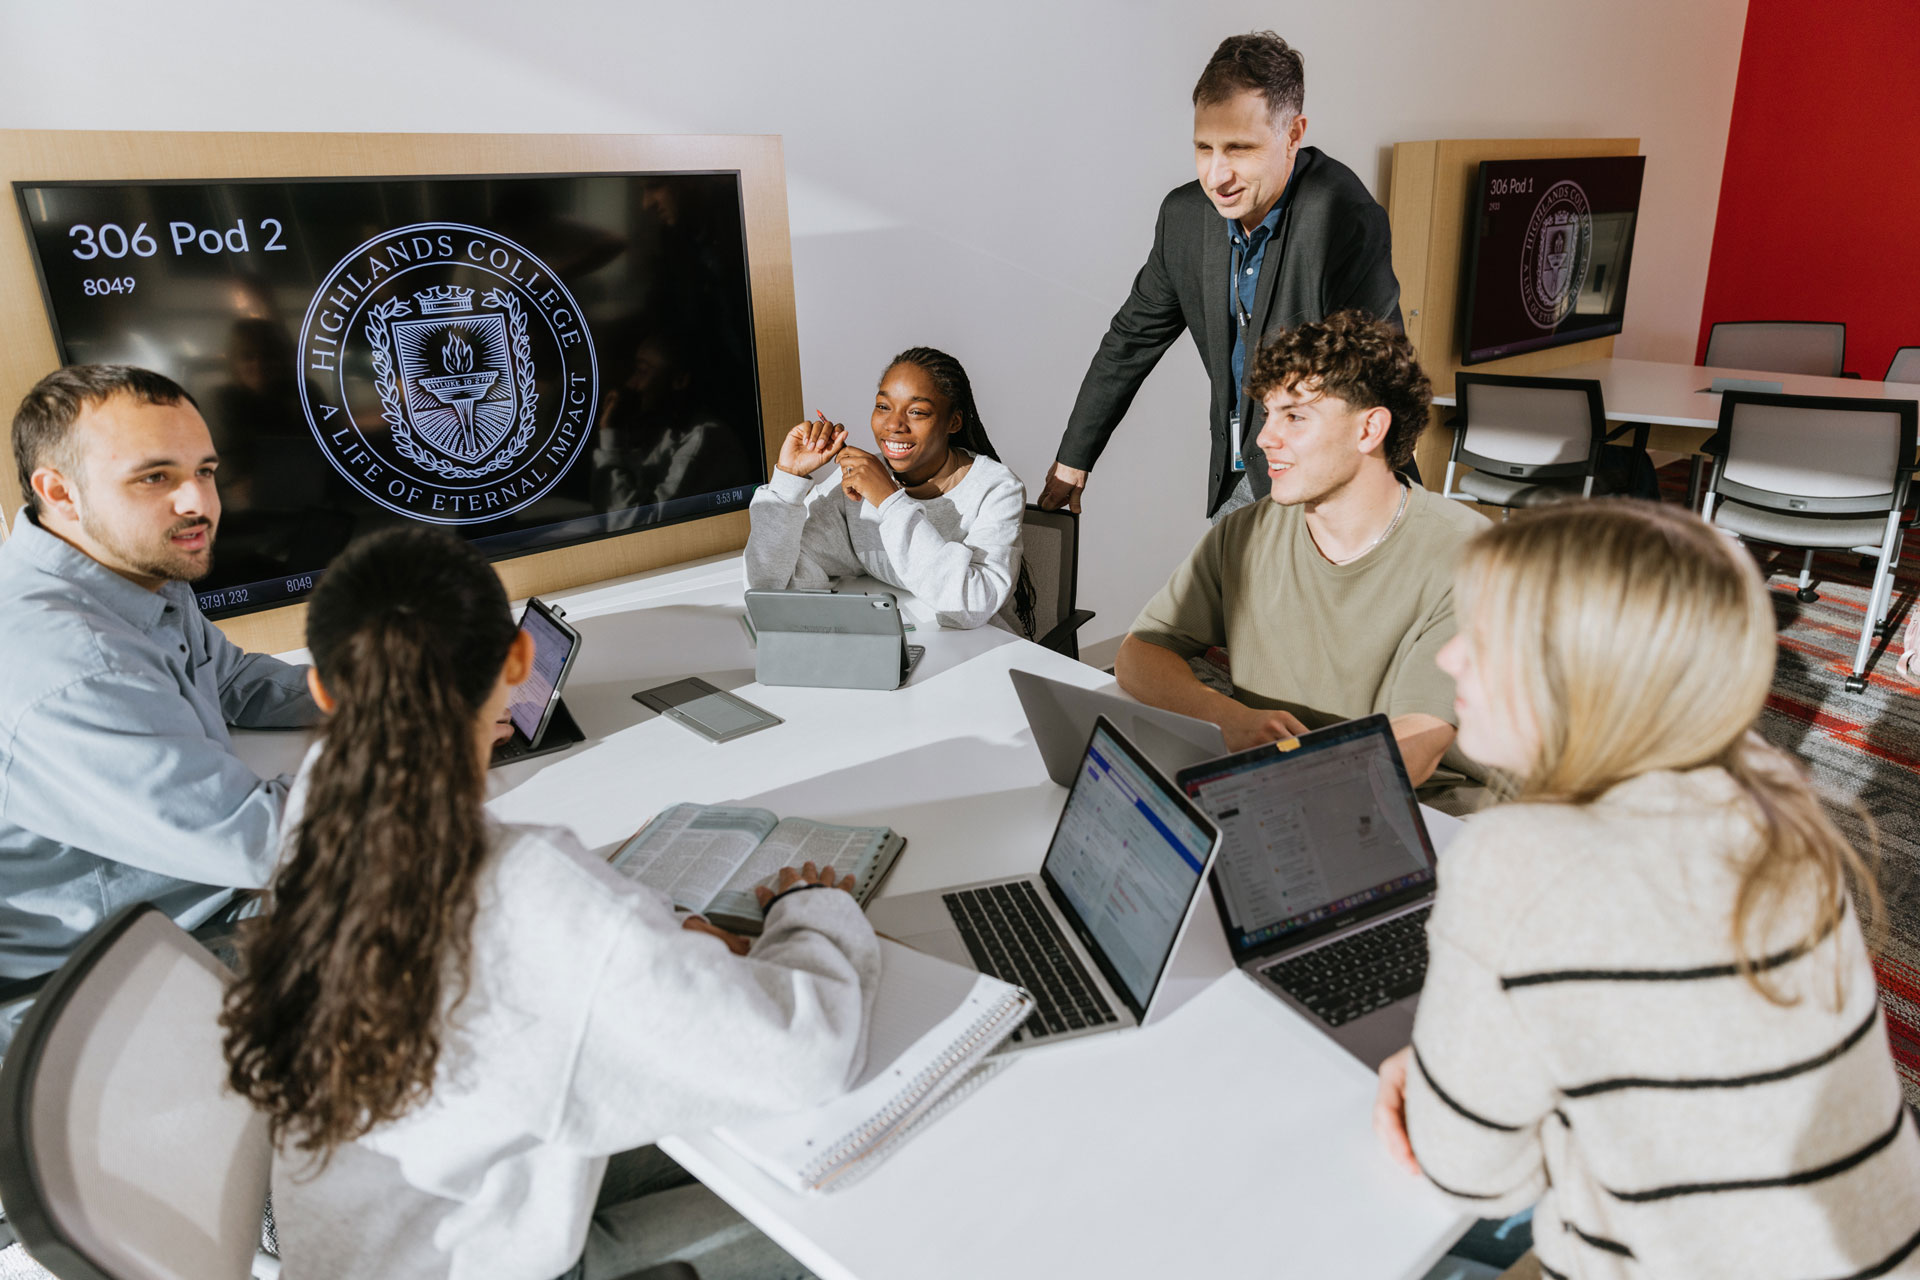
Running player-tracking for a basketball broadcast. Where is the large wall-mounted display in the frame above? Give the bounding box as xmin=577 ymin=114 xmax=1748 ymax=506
xmin=14 ymin=171 xmax=766 ymax=618
xmin=1459 ymin=155 xmax=1647 ymax=366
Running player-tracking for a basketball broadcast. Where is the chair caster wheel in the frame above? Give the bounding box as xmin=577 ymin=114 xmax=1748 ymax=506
xmin=1796 ymin=587 xmax=1820 ymax=603
xmin=1845 ymin=675 xmax=1868 ymax=693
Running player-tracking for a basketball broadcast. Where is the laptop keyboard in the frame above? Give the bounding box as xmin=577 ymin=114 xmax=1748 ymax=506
xmin=942 ymin=881 xmax=1118 ymax=1042
xmin=1259 ymin=906 xmax=1431 ymax=1028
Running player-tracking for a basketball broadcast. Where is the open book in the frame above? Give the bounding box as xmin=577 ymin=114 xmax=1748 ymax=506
xmin=716 ymin=938 xmax=1032 ymax=1194
xmin=610 ymin=803 xmax=904 ymax=934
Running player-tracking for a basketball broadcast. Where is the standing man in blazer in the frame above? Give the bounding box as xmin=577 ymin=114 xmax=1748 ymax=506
xmin=1039 ymin=32 xmax=1404 ymax=520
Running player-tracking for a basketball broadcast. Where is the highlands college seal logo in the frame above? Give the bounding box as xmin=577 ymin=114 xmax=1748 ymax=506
xmin=1518 ymin=181 xmax=1592 ymax=331
xmin=297 ymin=223 xmax=598 ymax=523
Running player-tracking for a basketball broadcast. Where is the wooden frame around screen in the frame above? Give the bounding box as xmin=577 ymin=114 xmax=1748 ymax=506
xmin=0 ymin=130 xmax=801 ymax=653
xmin=1388 ymin=137 xmax=1641 ymax=489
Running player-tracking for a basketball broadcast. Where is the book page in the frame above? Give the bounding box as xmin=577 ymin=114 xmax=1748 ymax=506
xmin=706 ymin=818 xmax=894 ymax=923
xmin=609 ymin=804 xmax=779 ymax=912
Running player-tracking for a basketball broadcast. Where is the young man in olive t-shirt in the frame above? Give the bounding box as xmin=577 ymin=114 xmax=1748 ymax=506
xmin=1116 ymin=311 xmax=1488 ymax=797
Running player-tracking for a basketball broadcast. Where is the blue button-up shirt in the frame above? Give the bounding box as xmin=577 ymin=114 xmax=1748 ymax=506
xmin=1228 ymin=183 xmax=1297 ymax=416
xmin=0 ymin=516 xmax=316 ymax=1051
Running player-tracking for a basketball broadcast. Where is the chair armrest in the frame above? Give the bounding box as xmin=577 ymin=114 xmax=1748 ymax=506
xmin=607 ymin=1265 xmax=699 ymax=1280
xmin=1842 ymin=371 xmax=1862 ymax=379
xmin=1037 ymin=609 xmax=1096 ymax=658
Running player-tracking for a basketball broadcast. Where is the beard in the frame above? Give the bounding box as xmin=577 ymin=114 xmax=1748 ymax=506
xmin=81 ymin=512 xmax=217 ymax=584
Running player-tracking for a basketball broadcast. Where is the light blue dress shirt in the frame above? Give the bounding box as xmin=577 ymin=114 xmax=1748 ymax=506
xmin=0 ymin=515 xmax=316 ymax=1051
xmin=1227 ymin=177 xmax=1297 ymax=416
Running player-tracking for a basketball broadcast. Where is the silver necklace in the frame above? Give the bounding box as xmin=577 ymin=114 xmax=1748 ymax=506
xmin=1332 ymin=481 xmax=1409 ymax=565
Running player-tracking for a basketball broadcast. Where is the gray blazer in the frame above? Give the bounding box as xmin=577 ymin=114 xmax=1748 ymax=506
xmin=1057 ymin=147 xmax=1402 ymax=515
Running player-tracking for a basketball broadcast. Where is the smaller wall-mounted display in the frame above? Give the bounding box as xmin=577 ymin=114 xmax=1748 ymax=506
xmin=1460 ymin=155 xmax=1646 ymax=366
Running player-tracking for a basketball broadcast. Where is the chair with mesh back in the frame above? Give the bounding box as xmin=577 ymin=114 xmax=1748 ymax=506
xmin=1704 ymin=321 xmax=1846 ymax=377
xmin=0 ymin=904 xmax=276 ymax=1280
xmin=1441 ymin=373 xmax=1609 ymax=514
xmin=1886 ymin=347 xmax=1920 ymax=384
xmin=1018 ymin=506 xmax=1096 ymax=660
xmin=0 ymin=905 xmax=694 ymax=1280
xmin=1702 ymin=391 xmax=1917 ymax=692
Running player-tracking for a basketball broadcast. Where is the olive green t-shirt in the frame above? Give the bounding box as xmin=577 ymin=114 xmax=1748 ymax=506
xmin=1130 ymin=483 xmax=1490 ymax=774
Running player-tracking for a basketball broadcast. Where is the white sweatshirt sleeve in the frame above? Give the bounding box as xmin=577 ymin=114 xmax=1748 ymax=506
xmin=555 ymin=882 xmax=881 ymax=1150
xmin=861 ymin=468 xmax=1026 ymax=630
xmin=742 ymin=467 xmax=866 ymax=592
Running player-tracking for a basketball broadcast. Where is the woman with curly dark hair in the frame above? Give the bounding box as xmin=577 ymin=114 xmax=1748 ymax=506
xmin=221 ymin=525 xmax=876 ymax=1280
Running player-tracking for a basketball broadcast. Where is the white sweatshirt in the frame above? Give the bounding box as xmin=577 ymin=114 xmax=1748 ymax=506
xmin=1405 ymin=767 xmax=1920 ymax=1280
xmin=268 ymin=794 xmax=881 ymax=1280
xmin=742 ymin=453 xmax=1027 ymax=631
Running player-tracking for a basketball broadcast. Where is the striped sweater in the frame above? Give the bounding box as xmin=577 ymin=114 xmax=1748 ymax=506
xmin=1404 ymin=767 xmax=1920 ymax=1280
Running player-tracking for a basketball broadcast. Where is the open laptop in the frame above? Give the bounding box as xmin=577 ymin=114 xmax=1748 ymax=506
xmin=490 ymin=597 xmax=587 ymax=768
xmin=1010 ymin=669 xmax=1229 ymax=787
xmin=866 ymin=716 xmax=1222 ymax=1049
xmin=745 ymin=589 xmax=925 ymax=690
xmin=1175 ymin=714 xmax=1438 ymax=1068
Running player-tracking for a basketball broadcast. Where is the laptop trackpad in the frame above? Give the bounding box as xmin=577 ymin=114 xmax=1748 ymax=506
xmin=896 ymin=929 xmax=973 ymax=970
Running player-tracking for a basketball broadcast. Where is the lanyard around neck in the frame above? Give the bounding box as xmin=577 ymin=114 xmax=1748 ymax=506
xmin=1231 ymin=235 xmax=1253 ymax=332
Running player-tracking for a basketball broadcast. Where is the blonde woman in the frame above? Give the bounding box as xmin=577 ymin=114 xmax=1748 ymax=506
xmin=1373 ymin=501 xmax=1920 ymax=1279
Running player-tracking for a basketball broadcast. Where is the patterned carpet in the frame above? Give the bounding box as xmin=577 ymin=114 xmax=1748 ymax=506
xmin=1744 ymin=537 xmax=1920 ymax=1105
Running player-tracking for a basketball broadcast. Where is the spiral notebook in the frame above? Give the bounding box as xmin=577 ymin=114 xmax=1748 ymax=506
xmin=715 ymin=938 xmax=1032 ymax=1194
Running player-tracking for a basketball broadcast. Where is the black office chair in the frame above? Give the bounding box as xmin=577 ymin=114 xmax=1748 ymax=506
xmin=0 ymin=905 xmax=696 ymax=1280
xmin=1018 ymin=506 xmax=1096 ymax=660
xmin=1702 ymin=392 xmax=1917 ymax=692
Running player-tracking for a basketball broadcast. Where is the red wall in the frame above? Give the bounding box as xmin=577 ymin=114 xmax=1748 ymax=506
xmin=1697 ymin=0 xmax=1920 ymax=378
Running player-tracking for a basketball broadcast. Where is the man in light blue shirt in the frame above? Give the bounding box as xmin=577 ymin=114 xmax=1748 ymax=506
xmin=0 ymin=365 xmax=317 ymax=1055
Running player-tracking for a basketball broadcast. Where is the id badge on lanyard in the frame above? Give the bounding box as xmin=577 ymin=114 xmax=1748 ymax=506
xmin=1230 ymin=236 xmax=1250 ymax=473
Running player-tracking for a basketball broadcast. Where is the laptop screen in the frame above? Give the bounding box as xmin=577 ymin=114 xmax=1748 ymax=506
xmin=1180 ymin=717 xmax=1434 ymax=956
xmin=504 ymin=602 xmax=576 ymax=743
xmin=1041 ymin=720 xmax=1218 ymax=1015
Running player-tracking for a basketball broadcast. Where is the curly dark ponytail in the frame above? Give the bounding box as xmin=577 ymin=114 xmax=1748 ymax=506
xmin=221 ymin=527 xmax=517 ymax=1160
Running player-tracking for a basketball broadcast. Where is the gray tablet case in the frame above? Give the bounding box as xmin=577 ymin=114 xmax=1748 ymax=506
xmin=745 ymin=589 xmax=924 ymax=691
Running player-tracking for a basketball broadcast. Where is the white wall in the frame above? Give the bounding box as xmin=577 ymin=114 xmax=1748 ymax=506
xmin=0 ymin=0 xmax=1748 ymax=647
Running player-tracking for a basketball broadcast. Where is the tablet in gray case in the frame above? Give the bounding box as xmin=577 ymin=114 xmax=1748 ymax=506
xmin=745 ymin=589 xmax=922 ymax=690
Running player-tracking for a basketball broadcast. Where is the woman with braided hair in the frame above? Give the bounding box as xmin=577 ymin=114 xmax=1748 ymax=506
xmin=745 ymin=346 xmax=1033 ymax=633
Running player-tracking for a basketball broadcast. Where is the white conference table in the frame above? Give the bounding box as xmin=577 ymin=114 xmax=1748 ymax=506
xmin=1434 ymin=355 xmax=1920 ymax=435
xmin=246 ymin=552 xmax=1469 ymax=1280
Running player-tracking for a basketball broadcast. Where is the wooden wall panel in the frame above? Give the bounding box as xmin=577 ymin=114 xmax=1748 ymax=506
xmin=1388 ymin=137 xmax=1640 ymax=490
xmin=0 ymin=130 xmax=799 ymax=653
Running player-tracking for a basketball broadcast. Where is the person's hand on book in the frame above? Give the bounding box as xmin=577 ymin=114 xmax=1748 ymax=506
xmin=756 ymin=860 xmax=857 ymax=911
xmin=681 ymin=914 xmax=752 ymax=955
